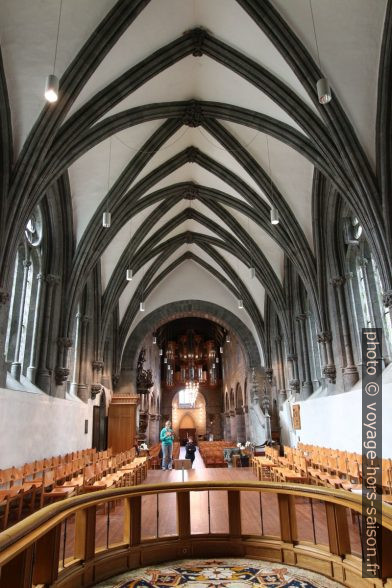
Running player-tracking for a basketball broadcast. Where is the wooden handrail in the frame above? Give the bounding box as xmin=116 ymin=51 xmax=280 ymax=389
xmin=1 ymin=480 xmax=391 ymax=563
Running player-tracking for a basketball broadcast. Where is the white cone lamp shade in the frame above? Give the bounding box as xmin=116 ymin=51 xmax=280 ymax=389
xmin=164 ymin=357 xmax=168 ymax=364
xmin=102 ymin=211 xmax=111 ymax=228
xmin=250 ymin=267 xmax=256 ymax=279
xmin=220 ymin=346 xmax=223 ymax=354
xmin=153 ymin=336 xmax=157 ymax=345
xmin=216 ymin=357 xmax=219 ymax=364
xmin=126 ymin=268 xmax=133 ymax=281
xmin=140 ymin=301 xmax=145 ymax=312
xmin=226 ymin=334 xmax=230 ymax=343
xmin=238 ymin=299 xmax=244 ymax=309
xmin=159 ymin=348 xmax=163 ymax=356
xmin=317 ymin=78 xmax=332 ymax=104
xmin=270 ymin=207 xmax=279 ymax=225
xmin=45 ymin=74 xmax=59 ymax=102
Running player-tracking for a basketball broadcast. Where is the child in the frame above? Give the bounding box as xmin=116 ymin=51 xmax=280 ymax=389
xmin=185 ymin=437 xmax=196 ymax=468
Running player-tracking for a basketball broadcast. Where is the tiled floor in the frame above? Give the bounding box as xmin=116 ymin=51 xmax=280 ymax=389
xmin=93 ymin=557 xmax=345 ymax=587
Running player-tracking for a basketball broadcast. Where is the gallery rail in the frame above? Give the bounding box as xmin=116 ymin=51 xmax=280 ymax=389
xmin=0 ymin=481 xmax=391 ymax=588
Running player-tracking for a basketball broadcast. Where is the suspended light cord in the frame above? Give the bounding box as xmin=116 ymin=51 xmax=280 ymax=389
xmin=265 ymin=134 xmax=273 ymax=197
xmin=266 ymin=134 xmax=279 ymax=224
xmin=309 ymin=0 xmax=322 ymax=71
xmin=309 ymin=0 xmax=332 ymax=104
xmin=107 ymin=137 xmax=112 ymax=193
xmin=53 ymin=0 xmax=63 ymax=75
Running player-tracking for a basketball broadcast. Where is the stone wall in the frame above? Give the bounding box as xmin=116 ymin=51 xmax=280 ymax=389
xmin=0 ymin=386 xmax=93 ymax=468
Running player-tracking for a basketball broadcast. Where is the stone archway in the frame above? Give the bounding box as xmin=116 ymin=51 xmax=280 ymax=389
xmin=121 ymin=300 xmax=261 ymax=381
xmin=172 ymin=390 xmax=206 ymax=442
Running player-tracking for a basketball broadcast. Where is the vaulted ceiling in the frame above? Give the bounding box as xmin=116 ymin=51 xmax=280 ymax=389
xmin=0 ymin=0 xmax=389 ymax=366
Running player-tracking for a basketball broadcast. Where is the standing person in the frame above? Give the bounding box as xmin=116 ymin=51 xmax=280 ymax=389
xmin=160 ymin=420 xmax=174 ymax=470
xmin=185 ymin=437 xmax=196 ymax=468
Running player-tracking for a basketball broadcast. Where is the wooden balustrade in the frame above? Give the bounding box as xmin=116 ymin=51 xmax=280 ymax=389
xmin=0 ymin=481 xmax=391 ymax=588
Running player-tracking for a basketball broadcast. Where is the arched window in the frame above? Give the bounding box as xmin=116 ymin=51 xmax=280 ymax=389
xmin=5 ymin=208 xmax=43 ymax=382
xmin=343 ymin=216 xmax=391 ymax=364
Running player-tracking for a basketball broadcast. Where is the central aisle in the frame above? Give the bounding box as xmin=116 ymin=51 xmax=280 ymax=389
xmin=179 ymin=445 xmax=205 ymax=469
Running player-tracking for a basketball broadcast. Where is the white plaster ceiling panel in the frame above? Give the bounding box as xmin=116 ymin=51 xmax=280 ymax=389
xmin=102 ymin=56 xmax=303 ymax=134
xmin=220 ymin=120 xmax=315 ymax=250
xmin=68 ymin=121 xmax=163 ymax=244
xmin=148 ymin=243 xmax=232 ymax=292
xmin=155 ymin=218 xmax=225 ymax=246
xmin=118 ymin=254 xmax=158 ymax=324
xmin=0 ymin=0 xmax=116 ymax=154
xmin=220 ymin=204 xmax=284 ymax=283
xmin=124 ymin=259 xmax=264 ymax=363
xmin=133 ymin=126 xmax=271 ymax=200
xmin=214 ymin=247 xmax=266 ymax=320
xmin=100 ymin=201 xmax=161 ymax=293
xmin=191 ymin=199 xmax=238 ymax=241
xmin=272 ymin=0 xmax=388 ymax=168
xmin=192 ymin=0 xmax=318 ymax=115
xmin=137 ymin=200 xmax=189 ymax=250
xmin=142 ymin=164 xmax=248 ymax=204
xmin=190 ymin=243 xmax=235 ymax=286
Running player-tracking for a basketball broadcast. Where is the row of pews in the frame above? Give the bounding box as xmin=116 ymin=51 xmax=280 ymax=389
xmin=147 ymin=442 xmax=181 ymax=469
xmin=0 ymin=447 xmax=148 ymax=531
xmin=252 ymin=444 xmax=392 ymax=502
xmin=198 ymin=441 xmax=233 ymax=468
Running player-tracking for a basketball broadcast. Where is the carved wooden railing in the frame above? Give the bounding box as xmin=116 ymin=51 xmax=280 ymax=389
xmin=0 ymin=481 xmax=391 ymax=588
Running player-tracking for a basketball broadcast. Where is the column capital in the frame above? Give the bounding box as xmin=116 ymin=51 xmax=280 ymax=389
xmin=57 ymin=337 xmax=73 ymax=348
xmin=55 ymin=367 xmax=69 ymax=385
xmin=317 ymin=331 xmax=332 ymax=343
xmin=92 ymin=360 xmax=104 ymax=371
xmin=289 ymin=379 xmax=300 ymax=392
xmin=23 ymin=259 xmax=32 ymax=268
xmin=322 ymin=364 xmax=336 ymax=384
xmin=331 ymin=276 xmax=346 ymax=288
xmin=91 ymin=384 xmax=103 ymax=400
xmin=0 ymin=289 xmax=10 ymax=305
xmin=358 ymin=257 xmax=369 ymax=267
xmin=383 ymin=290 xmax=392 ymax=308
xmin=46 ymin=274 xmax=60 ymax=285
xmin=36 ymin=272 xmax=46 ymax=281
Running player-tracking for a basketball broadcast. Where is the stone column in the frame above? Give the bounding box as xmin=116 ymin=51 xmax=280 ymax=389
xmin=36 ymin=274 xmax=59 ymax=393
xmin=11 ymin=257 xmax=31 ymax=381
xmin=72 ymin=314 xmax=90 ymax=402
xmin=70 ymin=312 xmax=82 ymax=397
xmin=54 ymin=337 xmax=73 ymax=393
xmin=332 ymin=276 xmax=359 ymax=389
xmin=27 ymin=273 xmax=46 ymax=383
xmin=229 ymin=410 xmax=237 ymax=442
xmin=235 ymin=407 xmax=246 ymax=443
xmin=0 ymin=290 xmax=10 ymax=388
xmin=317 ymin=331 xmax=336 ymax=385
xmin=287 ymin=353 xmax=300 ymax=395
xmin=296 ymin=314 xmax=313 ymax=399
xmin=92 ymin=360 xmax=104 ymax=384
xmin=275 ymin=335 xmax=287 ymax=406
xmin=359 ymin=258 xmax=375 ymax=325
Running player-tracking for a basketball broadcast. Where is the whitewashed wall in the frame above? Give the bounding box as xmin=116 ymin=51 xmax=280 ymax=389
xmin=281 ymin=365 xmax=392 ymax=456
xmin=0 ymin=387 xmax=93 ymax=468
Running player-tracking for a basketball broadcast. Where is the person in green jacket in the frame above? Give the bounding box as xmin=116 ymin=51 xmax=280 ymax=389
xmin=160 ymin=420 xmax=174 ymax=470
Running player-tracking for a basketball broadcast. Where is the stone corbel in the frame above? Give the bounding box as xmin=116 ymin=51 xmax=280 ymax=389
xmin=55 ymin=367 xmax=69 ymax=386
xmin=91 ymin=383 xmax=103 ymax=400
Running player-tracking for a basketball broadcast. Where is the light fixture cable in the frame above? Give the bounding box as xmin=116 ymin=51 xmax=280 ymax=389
xmin=266 ymin=135 xmax=279 ymax=224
